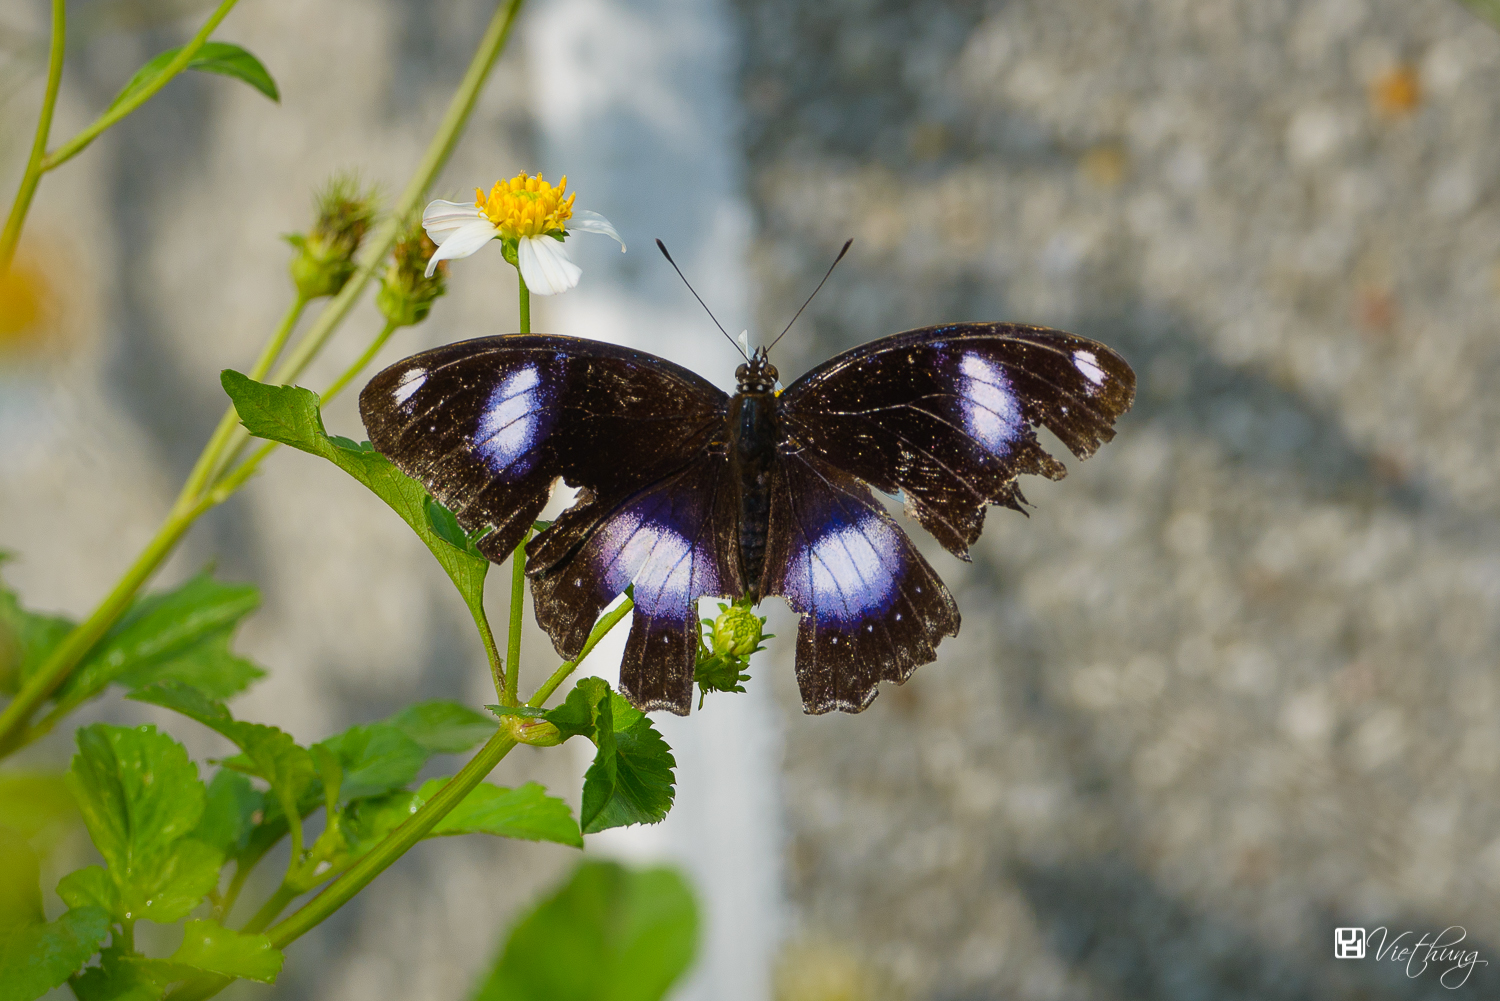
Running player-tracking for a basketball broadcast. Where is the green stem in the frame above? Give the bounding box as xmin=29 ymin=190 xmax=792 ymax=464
xmin=241 ymin=884 xmax=297 ymax=935
xmin=179 ymin=296 xmax=308 ymax=510
xmin=502 ymin=531 xmax=530 ymax=705
xmin=0 ymin=0 xmax=527 ymax=759
xmin=518 ymin=272 xmax=531 ymax=334
xmin=41 ymin=0 xmax=240 ymax=172
xmin=215 ymin=860 xmax=254 ymax=923
xmin=320 ymin=319 xmax=398 ymax=404
xmin=0 ymin=0 xmax=65 ymax=273
xmin=526 ymin=594 xmax=634 ymax=708
xmin=266 ymin=0 xmax=525 ymax=391
xmin=476 ymin=598 xmax=505 ymax=702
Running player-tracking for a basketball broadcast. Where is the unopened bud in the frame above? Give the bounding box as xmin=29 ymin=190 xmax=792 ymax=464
xmin=377 ymin=220 xmax=446 ymax=327
xmin=287 ymin=174 xmax=378 ymax=300
xmin=711 ymin=603 xmax=764 ymax=658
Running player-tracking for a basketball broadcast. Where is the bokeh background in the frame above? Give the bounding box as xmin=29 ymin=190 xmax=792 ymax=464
xmin=4 ymin=0 xmax=1500 ymax=998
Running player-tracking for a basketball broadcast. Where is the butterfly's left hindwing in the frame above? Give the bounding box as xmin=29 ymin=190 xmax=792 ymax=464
xmin=762 ymin=452 xmax=959 ymax=714
xmin=360 ymin=335 xmax=728 ymax=568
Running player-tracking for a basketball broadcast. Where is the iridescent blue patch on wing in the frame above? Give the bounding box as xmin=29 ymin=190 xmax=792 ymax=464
xmin=475 ymin=363 xmax=553 ymax=479
xmin=957 ymin=353 xmax=1022 ymax=456
xmin=785 ymin=509 xmax=903 ymax=624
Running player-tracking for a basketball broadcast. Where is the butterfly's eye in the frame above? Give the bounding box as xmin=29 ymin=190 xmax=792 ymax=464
xmin=735 ymin=363 xmax=749 ymax=381
xmin=763 ymin=363 xmax=778 ymax=383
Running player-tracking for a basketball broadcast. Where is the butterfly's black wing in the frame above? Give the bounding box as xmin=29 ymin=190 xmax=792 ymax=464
xmin=777 ymin=323 xmax=1136 ymax=560
xmin=529 ymin=456 xmax=742 ymax=713
xmin=360 ymin=335 xmax=737 ymax=708
xmin=762 ymin=451 xmax=959 ymax=714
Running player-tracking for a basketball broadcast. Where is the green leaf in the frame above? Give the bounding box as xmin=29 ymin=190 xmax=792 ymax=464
xmin=55 ymin=867 xmax=117 ymax=917
xmin=127 ymin=682 xmax=318 ymax=820
xmin=386 ymin=700 xmax=497 ymax=755
xmin=117 ymin=629 xmax=264 ymax=701
xmin=0 ymin=772 xmax=78 ymax=841
xmin=195 ymin=769 xmax=263 ymax=858
xmin=71 ymin=945 xmax=166 ymax=1001
xmin=109 ymin=41 xmax=278 ymax=112
xmin=0 ymin=574 xmax=74 ymax=695
xmin=470 ymin=861 xmax=697 ymax=1001
xmin=0 ymin=826 xmax=42 ymax=933
xmin=167 ymin=919 xmax=282 ymax=983
xmin=580 ymin=694 xmax=676 ymax=834
xmin=222 ymin=371 xmax=489 ymax=619
xmin=420 ymin=780 xmax=581 ymax=846
xmin=58 ymin=573 xmax=260 ymax=712
xmin=544 ymin=677 xmax=612 ymax=741
xmin=313 ymin=723 xmax=426 ymax=801
xmin=0 ymin=905 xmax=111 ymax=1001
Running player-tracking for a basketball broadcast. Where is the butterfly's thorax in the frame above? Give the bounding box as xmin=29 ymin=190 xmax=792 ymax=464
xmin=727 ymin=387 xmax=778 ymax=599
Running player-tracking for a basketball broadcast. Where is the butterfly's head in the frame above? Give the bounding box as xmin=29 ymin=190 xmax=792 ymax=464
xmin=736 ymin=346 xmax=779 ymax=394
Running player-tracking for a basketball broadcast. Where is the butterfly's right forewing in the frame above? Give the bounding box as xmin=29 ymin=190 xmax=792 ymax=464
xmin=360 ymin=335 xmax=729 ymax=566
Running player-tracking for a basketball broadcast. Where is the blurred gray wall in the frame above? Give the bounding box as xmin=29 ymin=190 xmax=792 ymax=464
xmin=733 ymin=0 xmax=1500 ymax=997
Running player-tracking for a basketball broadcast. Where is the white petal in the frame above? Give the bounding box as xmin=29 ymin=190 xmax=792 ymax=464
xmin=424 ymin=219 xmax=499 ymax=277
xmin=568 ymin=209 xmax=626 ymax=251
xmin=422 ymin=200 xmax=484 ymax=243
xmin=518 ymin=235 xmax=582 ymax=295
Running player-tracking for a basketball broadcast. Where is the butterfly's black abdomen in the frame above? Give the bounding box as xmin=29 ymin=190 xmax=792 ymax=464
xmin=728 ymin=390 xmax=778 ymax=599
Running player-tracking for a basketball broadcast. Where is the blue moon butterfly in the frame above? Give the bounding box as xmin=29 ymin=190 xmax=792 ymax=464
xmin=359 ymin=314 xmax=1134 ymax=715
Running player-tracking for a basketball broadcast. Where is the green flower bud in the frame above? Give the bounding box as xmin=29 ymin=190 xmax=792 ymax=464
xmin=712 ymin=603 xmax=764 ymax=657
xmin=377 ymin=221 xmax=446 ymax=328
xmin=287 ymin=174 xmax=378 ymax=300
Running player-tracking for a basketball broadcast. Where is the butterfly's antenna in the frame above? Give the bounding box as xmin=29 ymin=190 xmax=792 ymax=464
xmin=656 ymin=239 xmax=749 ymax=361
xmin=767 ymin=239 xmax=852 ymax=354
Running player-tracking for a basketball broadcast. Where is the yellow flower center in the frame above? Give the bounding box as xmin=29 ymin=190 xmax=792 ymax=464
xmin=475 ymin=172 xmax=576 ymax=240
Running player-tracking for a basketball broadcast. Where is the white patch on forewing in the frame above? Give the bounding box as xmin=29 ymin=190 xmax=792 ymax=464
xmin=599 ymin=513 xmax=695 ymax=616
xmin=392 ymin=369 xmax=427 ymax=407
xmin=958 ymin=353 xmax=1022 ymax=454
xmin=805 ymin=513 xmax=902 ymax=622
xmin=475 ymin=365 xmax=544 ymax=476
xmin=1073 ymin=349 xmax=1106 ymax=386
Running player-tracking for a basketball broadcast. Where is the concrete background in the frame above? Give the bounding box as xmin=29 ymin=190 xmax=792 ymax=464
xmin=5 ymin=0 xmax=1500 ymax=998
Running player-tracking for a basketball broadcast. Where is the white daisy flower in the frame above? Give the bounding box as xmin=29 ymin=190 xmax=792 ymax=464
xmin=420 ymin=172 xmax=623 ymax=295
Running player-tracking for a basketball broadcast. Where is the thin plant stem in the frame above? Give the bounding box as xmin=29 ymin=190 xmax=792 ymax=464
xmin=41 ymin=0 xmax=240 ymax=172
xmin=526 ymin=594 xmax=634 ymax=708
xmin=0 ymin=0 xmax=527 ymax=758
xmin=320 ymin=319 xmax=398 ymax=404
xmin=0 ymin=0 xmax=66 ymax=272
xmin=503 ymin=530 xmax=530 ymax=705
xmin=518 ymin=272 xmax=531 ymax=333
xmin=240 ymin=884 xmax=297 ymax=935
xmin=179 ymin=295 xmax=308 ymax=510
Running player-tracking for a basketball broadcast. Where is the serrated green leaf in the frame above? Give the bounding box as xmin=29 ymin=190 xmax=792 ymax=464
xmin=0 ymin=772 xmax=77 ymax=842
xmin=0 ymin=905 xmax=111 ymax=1001
xmin=57 ymin=573 xmax=260 ymax=713
xmin=65 ymin=724 xmax=223 ymax=925
xmin=221 ymin=371 xmax=489 ymax=620
xmin=109 ymin=41 xmax=278 ymax=113
xmin=194 ymin=770 xmax=263 ymax=859
xmin=117 ymin=628 xmax=264 ymax=701
xmin=0 ymin=826 xmax=42 ymax=933
xmin=168 ymin=919 xmax=282 ymax=982
xmin=470 ymin=861 xmax=696 ymax=1001
xmin=420 ymin=780 xmax=581 ymax=846
xmin=386 ymin=700 xmax=497 ymax=755
xmin=580 ymin=694 xmax=676 ymax=834
xmin=55 ymin=867 xmax=117 ymax=916
xmin=0 ymin=575 xmax=74 ymax=695
xmin=313 ymin=723 xmax=426 ymax=801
